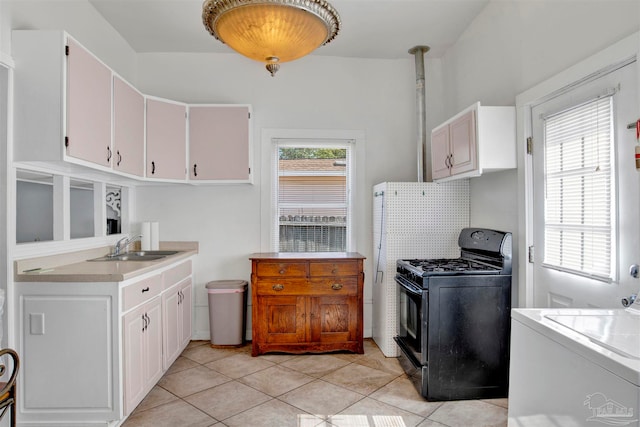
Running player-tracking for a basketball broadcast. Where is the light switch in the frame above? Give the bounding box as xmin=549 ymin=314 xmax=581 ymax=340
xmin=30 ymin=313 xmax=45 ymax=335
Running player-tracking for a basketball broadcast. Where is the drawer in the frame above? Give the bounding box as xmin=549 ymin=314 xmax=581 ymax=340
xmin=256 ymin=262 xmax=307 ymax=277
xmin=255 ymin=278 xmax=357 ymax=296
xmin=123 ymin=275 xmax=162 ymax=312
xmin=309 ymin=278 xmax=358 ymax=296
xmin=309 ymin=261 xmax=359 ymax=277
xmin=255 ymin=279 xmax=308 ymax=295
xmin=163 ymin=260 xmax=192 ymax=290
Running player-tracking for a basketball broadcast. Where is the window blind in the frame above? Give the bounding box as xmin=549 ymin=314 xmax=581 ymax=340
xmin=543 ymin=95 xmax=614 ymax=281
xmin=271 ymin=140 xmax=352 ymax=252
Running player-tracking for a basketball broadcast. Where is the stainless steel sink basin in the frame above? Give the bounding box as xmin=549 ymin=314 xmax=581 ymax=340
xmin=88 ymin=250 xmax=179 ymax=262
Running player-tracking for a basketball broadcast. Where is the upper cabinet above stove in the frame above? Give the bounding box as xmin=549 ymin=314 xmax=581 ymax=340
xmin=431 ymin=102 xmax=515 ymax=182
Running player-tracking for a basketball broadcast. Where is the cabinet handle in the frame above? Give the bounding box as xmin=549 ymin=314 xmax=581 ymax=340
xmin=141 ymin=287 xmax=150 ymax=293
xmin=193 ymin=164 xmax=198 ymax=177
xmin=178 ymin=290 xmax=183 ymax=304
xmin=331 ymin=269 xmax=338 ymax=274
xmin=331 ymin=283 xmax=343 ymax=290
xmin=449 ymin=154 xmax=454 ymax=168
xmin=272 ymin=284 xmax=284 ymax=291
xmin=279 ymin=269 xmax=286 ymax=275
xmin=142 ymin=313 xmax=147 ymax=332
xmin=107 ymin=146 xmax=112 ymax=163
xmin=151 ymin=161 xmax=156 ymax=175
xmin=117 ymin=150 xmax=122 ymax=166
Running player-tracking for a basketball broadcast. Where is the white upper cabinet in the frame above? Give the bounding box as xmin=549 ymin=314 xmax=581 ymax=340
xmin=12 ymin=30 xmax=253 ymax=185
xmin=188 ymin=105 xmax=252 ymax=183
xmin=146 ymin=97 xmax=187 ymax=181
xmin=431 ymin=102 xmax=515 ymax=182
xmin=66 ymin=39 xmax=112 ymax=167
xmin=13 ymin=31 xmax=113 ymax=169
xmin=113 ymin=76 xmax=145 ymax=177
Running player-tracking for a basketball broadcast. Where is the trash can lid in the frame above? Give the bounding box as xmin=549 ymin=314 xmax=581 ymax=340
xmin=205 ymin=280 xmax=248 ymax=291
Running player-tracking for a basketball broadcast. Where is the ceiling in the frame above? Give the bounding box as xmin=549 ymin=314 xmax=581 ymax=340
xmin=87 ymin=0 xmax=490 ymax=59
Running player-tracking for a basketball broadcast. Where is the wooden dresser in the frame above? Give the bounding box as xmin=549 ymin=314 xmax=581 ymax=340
xmin=249 ymin=252 xmax=365 ymax=356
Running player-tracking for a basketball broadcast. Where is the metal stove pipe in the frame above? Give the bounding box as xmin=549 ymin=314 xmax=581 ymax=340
xmin=408 ymin=45 xmax=430 ymax=182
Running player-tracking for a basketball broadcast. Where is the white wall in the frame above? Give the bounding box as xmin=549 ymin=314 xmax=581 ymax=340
xmin=437 ymin=0 xmax=640 ymax=306
xmin=7 ymin=0 xmax=138 ymax=82
xmin=134 ymin=53 xmax=418 ymax=338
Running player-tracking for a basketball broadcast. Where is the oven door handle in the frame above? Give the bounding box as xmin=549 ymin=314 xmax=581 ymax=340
xmin=395 ymin=275 xmax=423 ymax=296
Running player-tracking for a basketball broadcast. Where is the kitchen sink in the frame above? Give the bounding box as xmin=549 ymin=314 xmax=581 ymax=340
xmin=88 ymin=250 xmax=179 ymax=262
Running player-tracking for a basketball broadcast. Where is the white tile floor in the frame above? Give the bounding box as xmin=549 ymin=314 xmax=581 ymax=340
xmin=122 ymin=339 xmax=508 ymax=427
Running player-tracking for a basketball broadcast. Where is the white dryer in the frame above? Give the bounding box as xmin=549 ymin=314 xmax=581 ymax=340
xmin=508 ymin=296 xmax=640 ymax=426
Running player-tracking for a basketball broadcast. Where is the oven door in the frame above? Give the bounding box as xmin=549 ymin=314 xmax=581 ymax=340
xmin=395 ymin=274 xmax=428 ymax=365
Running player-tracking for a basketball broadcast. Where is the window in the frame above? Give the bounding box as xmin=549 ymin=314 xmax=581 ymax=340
xmin=543 ymin=95 xmax=615 ymax=281
xmin=272 ymin=140 xmax=353 ymax=252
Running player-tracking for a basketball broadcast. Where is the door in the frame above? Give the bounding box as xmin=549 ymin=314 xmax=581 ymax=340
xmin=532 ymin=61 xmax=639 ymax=308
xmin=449 ymin=110 xmax=477 ymax=176
xmin=113 ymin=76 xmax=144 ymax=176
xmin=179 ymin=279 xmax=193 ymax=350
xmin=123 ymin=305 xmax=145 ymax=415
xmin=66 ymin=39 xmax=112 ymax=167
xmin=431 ymin=125 xmax=451 ymax=179
xmin=146 ymin=98 xmax=187 ymax=180
xmin=162 ymin=286 xmax=180 ymax=370
xmin=257 ymin=295 xmax=306 ymax=344
xmin=189 ymin=105 xmax=250 ymax=181
xmin=309 ymin=295 xmax=358 ymax=343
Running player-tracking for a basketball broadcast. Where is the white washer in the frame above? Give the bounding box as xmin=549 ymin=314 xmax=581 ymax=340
xmin=508 ymin=297 xmax=640 ymax=427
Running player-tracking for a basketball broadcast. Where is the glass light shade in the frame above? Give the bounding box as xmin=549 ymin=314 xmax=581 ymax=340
xmin=203 ymin=0 xmax=340 ymax=76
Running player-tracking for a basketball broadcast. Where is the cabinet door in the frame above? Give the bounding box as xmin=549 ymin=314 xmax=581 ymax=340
xmin=189 ymin=106 xmax=250 ymax=181
xmin=449 ymin=110 xmax=477 ymax=176
xmin=179 ymin=279 xmax=193 ymax=350
xmin=113 ymin=76 xmax=144 ymax=176
xmin=123 ymin=305 xmax=146 ymax=415
xmin=310 ymin=295 xmax=359 ymax=343
xmin=66 ymin=39 xmax=112 ymax=167
xmin=162 ymin=287 xmax=181 ymax=371
xmin=146 ymin=98 xmax=187 ymax=180
xmin=145 ymin=298 xmax=164 ymax=387
xmin=431 ymin=125 xmax=451 ymax=180
xmin=256 ymin=296 xmax=306 ymax=344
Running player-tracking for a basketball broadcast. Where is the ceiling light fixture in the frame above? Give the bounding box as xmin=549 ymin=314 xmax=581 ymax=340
xmin=202 ymin=0 xmax=341 ymax=76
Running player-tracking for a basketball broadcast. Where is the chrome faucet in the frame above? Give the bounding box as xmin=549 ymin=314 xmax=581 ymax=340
xmin=113 ymin=235 xmax=142 ymax=256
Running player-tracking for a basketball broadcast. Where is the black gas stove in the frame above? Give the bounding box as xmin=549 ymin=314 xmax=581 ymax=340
xmin=394 ymin=228 xmax=512 ymax=401
xmin=396 ymin=228 xmax=512 ymax=287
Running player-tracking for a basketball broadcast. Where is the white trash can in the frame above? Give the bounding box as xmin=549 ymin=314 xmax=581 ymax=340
xmin=205 ymin=280 xmax=248 ymax=346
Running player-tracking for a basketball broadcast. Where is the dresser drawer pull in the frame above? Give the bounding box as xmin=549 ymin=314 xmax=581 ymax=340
xmin=141 ymin=287 xmax=150 ymax=293
xmin=272 ymin=284 xmax=284 ymax=291
xmin=331 ymin=283 xmax=343 ymax=290
xmin=279 ymin=269 xmax=286 ymax=274
xmin=332 ymin=269 xmax=338 ymax=274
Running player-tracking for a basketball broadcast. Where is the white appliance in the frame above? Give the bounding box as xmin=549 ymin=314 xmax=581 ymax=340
xmin=371 ymin=181 xmax=469 ymax=357
xmin=508 ymin=297 xmax=640 ymax=427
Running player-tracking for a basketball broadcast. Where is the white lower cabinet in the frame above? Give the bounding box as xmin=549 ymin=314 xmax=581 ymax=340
xmin=123 ymin=295 xmax=163 ymax=416
xmin=162 ymin=278 xmax=192 ymax=370
xmin=16 ymin=258 xmax=194 ymax=426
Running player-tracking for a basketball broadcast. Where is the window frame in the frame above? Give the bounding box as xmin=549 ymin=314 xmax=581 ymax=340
xmin=260 ymin=129 xmax=365 ymax=254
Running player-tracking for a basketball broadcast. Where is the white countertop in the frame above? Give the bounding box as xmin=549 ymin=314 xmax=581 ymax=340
xmin=14 ymin=241 xmax=198 ymax=282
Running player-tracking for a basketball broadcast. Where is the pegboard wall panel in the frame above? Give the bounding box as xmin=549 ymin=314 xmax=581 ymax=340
xmin=371 ymin=181 xmax=470 ymax=357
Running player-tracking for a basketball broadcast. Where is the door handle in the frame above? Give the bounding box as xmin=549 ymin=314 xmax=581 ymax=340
xmin=629 ymin=264 xmax=639 ymax=278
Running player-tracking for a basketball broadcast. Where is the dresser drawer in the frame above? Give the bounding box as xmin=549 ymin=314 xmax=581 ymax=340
xmin=123 ymin=275 xmax=162 ymax=312
xmin=309 ymin=278 xmax=358 ymax=296
xmin=309 ymin=261 xmax=359 ymax=277
xmin=255 ymin=279 xmax=308 ymax=295
xmin=256 ymin=262 xmax=307 ymax=277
